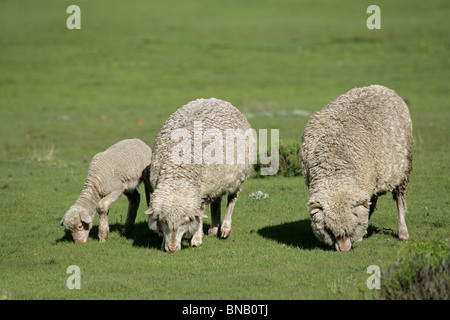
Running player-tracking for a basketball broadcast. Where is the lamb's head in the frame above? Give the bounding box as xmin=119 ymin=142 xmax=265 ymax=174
xmin=60 ymin=206 xmax=93 ymax=243
xmin=308 ymin=190 xmax=371 ymax=251
xmin=145 ymin=186 xmax=205 ymax=253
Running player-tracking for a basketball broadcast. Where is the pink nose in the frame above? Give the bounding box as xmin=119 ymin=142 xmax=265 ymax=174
xmin=335 ymin=238 xmax=352 ymax=252
xmin=167 ymin=246 xmax=179 ymax=253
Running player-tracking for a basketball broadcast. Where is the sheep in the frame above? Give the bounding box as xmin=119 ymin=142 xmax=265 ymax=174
xmin=60 ymin=138 xmax=152 ymax=243
xmin=300 ymin=85 xmax=413 ymax=251
xmin=145 ymin=98 xmax=255 ymax=252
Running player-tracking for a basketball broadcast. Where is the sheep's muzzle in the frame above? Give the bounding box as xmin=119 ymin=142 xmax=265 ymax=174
xmin=335 ymin=237 xmax=351 ymax=252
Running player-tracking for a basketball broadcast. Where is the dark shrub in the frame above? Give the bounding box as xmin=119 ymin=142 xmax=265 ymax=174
xmin=254 ymin=139 xmax=302 ymax=177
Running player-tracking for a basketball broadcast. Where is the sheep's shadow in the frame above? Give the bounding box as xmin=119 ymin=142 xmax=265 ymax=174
xmin=57 ymin=229 xmax=74 ymax=243
xmin=257 ymin=218 xmax=329 ymax=250
xmin=56 ymin=221 xmax=162 ymax=249
xmin=366 ymin=224 xmax=397 ymax=238
xmin=257 ymin=218 xmax=397 ymax=250
xmin=118 ymin=221 xmax=162 ymax=249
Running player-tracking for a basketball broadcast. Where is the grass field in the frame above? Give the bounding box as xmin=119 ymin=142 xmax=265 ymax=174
xmin=0 ymin=0 xmax=449 ymax=300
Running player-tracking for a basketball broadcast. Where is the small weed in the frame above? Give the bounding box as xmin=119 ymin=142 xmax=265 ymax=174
xmin=249 ymin=190 xmax=269 ymax=200
xmin=26 ymin=144 xmax=55 ymax=163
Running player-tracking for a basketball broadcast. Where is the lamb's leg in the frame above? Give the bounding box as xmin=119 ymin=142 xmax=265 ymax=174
xmin=221 ymin=189 xmax=240 ymax=239
xmin=122 ymin=189 xmax=140 ymax=237
xmin=191 ymin=205 xmax=206 ymax=247
xmin=208 ymin=197 xmax=221 ymax=236
xmin=97 ymin=190 xmax=123 ymax=242
xmin=393 ymin=183 xmax=409 ymax=241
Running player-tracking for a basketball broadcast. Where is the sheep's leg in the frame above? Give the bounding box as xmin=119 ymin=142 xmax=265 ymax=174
xmin=143 ymin=166 xmax=151 ymax=207
xmin=355 ymin=195 xmax=379 ymax=243
xmin=191 ymin=205 xmax=206 ymax=247
xmin=97 ymin=190 xmax=123 ymax=242
xmin=221 ymin=189 xmax=240 ymax=239
xmin=208 ymin=197 xmax=222 ymax=236
xmin=369 ymin=195 xmax=378 ymax=220
xmin=393 ymin=183 xmax=409 ymax=241
xmin=122 ymin=189 xmax=140 ymax=236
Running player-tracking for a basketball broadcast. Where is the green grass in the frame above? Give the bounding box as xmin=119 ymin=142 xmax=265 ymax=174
xmin=0 ymin=0 xmax=449 ymax=299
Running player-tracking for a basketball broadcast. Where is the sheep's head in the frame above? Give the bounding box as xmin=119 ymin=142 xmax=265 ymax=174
xmin=145 ymin=186 xmax=205 ymax=252
xmin=308 ymin=191 xmax=370 ymax=252
xmin=145 ymin=205 xmax=206 ymax=252
xmin=60 ymin=206 xmax=92 ymax=243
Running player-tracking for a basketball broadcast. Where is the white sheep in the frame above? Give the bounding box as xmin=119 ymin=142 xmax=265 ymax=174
xmin=300 ymin=85 xmax=413 ymax=251
xmin=60 ymin=138 xmax=152 ymax=243
xmin=145 ymin=98 xmax=255 ymax=252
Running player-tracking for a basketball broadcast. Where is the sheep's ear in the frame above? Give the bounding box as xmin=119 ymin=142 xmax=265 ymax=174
xmin=145 ymin=207 xmax=153 ymax=215
xmin=195 ymin=209 xmax=208 ymax=219
xmin=181 ymin=216 xmax=190 ymax=224
xmin=355 ymin=200 xmax=370 ymax=209
xmin=80 ymin=212 xmax=92 ymax=224
xmin=308 ymin=203 xmax=322 ymax=215
xmin=59 ymin=218 xmax=64 ymax=227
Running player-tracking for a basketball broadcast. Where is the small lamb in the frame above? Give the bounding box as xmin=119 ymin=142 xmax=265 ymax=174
xmin=300 ymin=85 xmax=413 ymax=251
xmin=60 ymin=138 xmax=152 ymax=243
xmin=146 ymin=98 xmax=255 ymax=252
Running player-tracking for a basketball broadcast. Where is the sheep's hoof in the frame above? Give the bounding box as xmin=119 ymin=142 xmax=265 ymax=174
xmin=207 ymin=227 xmax=219 ymax=236
xmin=398 ymin=234 xmax=409 ymax=241
xmin=220 ymin=228 xmax=232 ymax=239
xmin=121 ymin=227 xmax=132 ymax=237
xmin=98 ymin=238 xmax=107 ymax=243
xmin=398 ymin=229 xmax=409 ymax=241
xmin=191 ymin=238 xmax=203 ymax=248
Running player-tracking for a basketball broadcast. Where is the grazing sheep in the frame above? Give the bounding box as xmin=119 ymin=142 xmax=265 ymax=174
xmin=60 ymin=138 xmax=152 ymax=243
xmin=300 ymin=85 xmax=413 ymax=251
xmin=146 ymin=98 xmax=255 ymax=252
